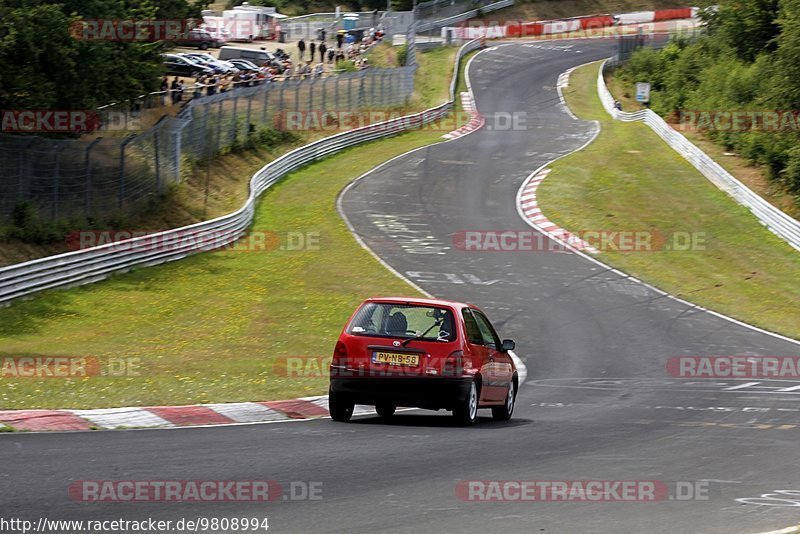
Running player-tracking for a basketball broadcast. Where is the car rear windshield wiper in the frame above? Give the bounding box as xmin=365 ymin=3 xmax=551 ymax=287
xmin=401 ymin=321 xmax=441 ymax=347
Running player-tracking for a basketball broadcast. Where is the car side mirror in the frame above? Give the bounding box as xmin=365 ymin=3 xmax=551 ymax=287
xmin=501 ymin=339 xmax=515 ymax=352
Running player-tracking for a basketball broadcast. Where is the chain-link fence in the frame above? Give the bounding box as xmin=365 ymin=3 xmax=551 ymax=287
xmin=0 ymin=66 xmax=416 ymax=223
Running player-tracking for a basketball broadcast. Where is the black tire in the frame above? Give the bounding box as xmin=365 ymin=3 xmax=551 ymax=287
xmin=199 ymin=42 xmax=209 ymax=50
xmin=376 ymin=402 xmax=396 ymax=418
xmin=453 ymin=381 xmax=478 ymax=426
xmin=492 ymin=379 xmax=516 ymax=421
xmin=328 ymin=388 xmax=354 ymax=422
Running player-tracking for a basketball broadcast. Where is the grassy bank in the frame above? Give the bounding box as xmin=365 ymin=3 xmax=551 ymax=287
xmin=606 ymin=73 xmax=800 ymax=220
xmin=0 ymin=47 xmax=467 ymax=410
xmin=538 ymin=61 xmax=800 ymax=340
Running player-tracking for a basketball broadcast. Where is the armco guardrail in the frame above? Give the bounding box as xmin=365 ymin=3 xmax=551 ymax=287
xmin=0 ymin=39 xmax=485 ymax=305
xmin=598 ymin=59 xmax=800 ymax=252
xmin=417 ymin=0 xmax=514 ymax=32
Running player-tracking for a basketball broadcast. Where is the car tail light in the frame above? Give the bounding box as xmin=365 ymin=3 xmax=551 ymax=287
xmin=331 ymin=341 xmax=348 ymax=377
xmin=442 ymin=350 xmax=463 ymax=377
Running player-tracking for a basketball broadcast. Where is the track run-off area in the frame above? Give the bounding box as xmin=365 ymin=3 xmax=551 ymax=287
xmin=2 ymin=39 xmax=800 ymax=533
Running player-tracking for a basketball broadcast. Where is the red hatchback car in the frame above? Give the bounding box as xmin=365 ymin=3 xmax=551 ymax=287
xmin=329 ymin=297 xmax=518 ymax=426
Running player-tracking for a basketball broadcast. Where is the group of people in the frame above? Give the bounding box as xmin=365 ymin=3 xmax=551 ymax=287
xmin=160 ymin=23 xmax=387 ymax=104
xmin=161 ymin=77 xmax=186 ymax=104
xmin=297 ymin=23 xmax=384 ymax=73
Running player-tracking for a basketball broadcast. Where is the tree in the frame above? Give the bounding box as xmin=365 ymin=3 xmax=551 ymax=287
xmin=0 ymin=0 xmax=202 ymax=119
xmin=772 ymin=0 xmax=800 ymax=108
xmin=715 ymin=0 xmax=781 ymax=62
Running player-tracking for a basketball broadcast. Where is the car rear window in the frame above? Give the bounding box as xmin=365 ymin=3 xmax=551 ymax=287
xmin=348 ymin=303 xmax=456 ymax=342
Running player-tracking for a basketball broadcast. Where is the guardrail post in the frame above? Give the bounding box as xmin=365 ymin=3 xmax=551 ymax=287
xmin=52 ymin=144 xmax=66 ymax=220
xmin=246 ymin=95 xmax=253 ymax=138
xmin=18 ymin=139 xmax=35 ymax=200
xmin=118 ymin=135 xmax=135 ymax=209
xmin=370 ymin=70 xmax=376 ymax=106
xmin=358 ymin=71 xmax=366 ymax=108
xmin=380 ymin=70 xmax=386 ymax=106
xmin=231 ymin=96 xmax=239 ymax=143
xmin=154 ymin=129 xmax=162 ymax=195
xmin=84 ymin=138 xmax=101 ymax=217
xmin=268 ymin=82 xmax=272 ymax=125
xmin=216 ymin=100 xmax=223 ymax=153
xmin=348 ymin=75 xmax=353 ymax=108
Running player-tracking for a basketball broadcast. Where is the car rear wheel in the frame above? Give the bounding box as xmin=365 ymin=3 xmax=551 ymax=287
xmin=328 ymin=388 xmax=354 ymax=422
xmin=200 ymin=42 xmax=209 ymax=50
xmin=375 ymin=402 xmax=396 ymax=418
xmin=492 ymin=379 xmax=515 ymax=421
xmin=453 ymin=381 xmax=478 ymax=426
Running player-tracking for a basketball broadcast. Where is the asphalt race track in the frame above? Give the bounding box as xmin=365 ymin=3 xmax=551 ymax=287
xmin=3 ymin=40 xmax=800 ymax=533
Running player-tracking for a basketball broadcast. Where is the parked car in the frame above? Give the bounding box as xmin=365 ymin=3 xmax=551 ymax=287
xmin=227 ymin=58 xmax=262 ymax=73
xmin=173 ymin=28 xmax=224 ymax=50
xmin=218 ymin=46 xmax=277 ymax=66
xmin=162 ymin=54 xmax=215 ymax=77
xmin=179 ymin=53 xmax=239 ymax=74
xmin=329 ymin=297 xmax=518 ymax=426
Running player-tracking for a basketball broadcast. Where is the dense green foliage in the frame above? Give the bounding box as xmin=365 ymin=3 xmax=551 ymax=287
xmin=0 ymin=0 xmax=204 ymax=112
xmin=619 ymin=0 xmax=800 ymax=195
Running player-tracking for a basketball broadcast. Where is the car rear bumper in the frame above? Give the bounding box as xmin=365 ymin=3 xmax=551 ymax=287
xmin=330 ymin=372 xmax=472 ymax=410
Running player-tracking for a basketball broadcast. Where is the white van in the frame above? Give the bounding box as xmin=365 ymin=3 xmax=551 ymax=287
xmin=218 ymin=46 xmax=275 ymax=65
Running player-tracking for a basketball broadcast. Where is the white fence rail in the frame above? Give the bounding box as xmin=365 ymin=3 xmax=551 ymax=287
xmin=598 ymin=59 xmax=800 ymax=252
xmin=0 ymin=40 xmax=485 ymax=305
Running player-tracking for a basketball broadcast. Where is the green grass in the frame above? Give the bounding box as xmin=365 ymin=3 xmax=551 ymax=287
xmin=0 ymin=47 xmax=469 ymax=410
xmin=538 ymin=61 xmax=800 ymax=340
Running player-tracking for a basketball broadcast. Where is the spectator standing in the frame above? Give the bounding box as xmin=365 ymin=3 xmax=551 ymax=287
xmin=320 ymin=28 xmax=326 ymax=42
xmin=327 ymin=48 xmax=335 ymax=64
xmin=336 ymin=31 xmax=344 ymax=49
xmin=309 ymin=41 xmax=316 ymax=61
xmin=319 ymin=42 xmax=327 ymax=63
xmin=160 ymin=76 xmax=169 ymax=105
xmin=297 ymin=39 xmax=306 ymax=60
xmin=170 ymin=77 xmax=179 ymax=104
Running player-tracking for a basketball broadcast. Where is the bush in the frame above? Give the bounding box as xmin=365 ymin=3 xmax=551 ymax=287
xmin=8 ymin=202 xmax=71 ymax=244
xmin=336 ymin=59 xmax=358 ymax=72
xmin=396 ymin=43 xmax=409 ymax=67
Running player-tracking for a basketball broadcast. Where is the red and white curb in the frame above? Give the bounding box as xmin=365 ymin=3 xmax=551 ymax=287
xmin=0 ymin=396 xmax=377 ymax=432
xmin=518 ymin=168 xmax=599 ymax=254
xmin=443 ymin=91 xmax=485 ymax=139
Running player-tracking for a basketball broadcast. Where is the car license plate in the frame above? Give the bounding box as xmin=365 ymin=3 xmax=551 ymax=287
xmin=372 ymin=352 xmax=419 ymax=367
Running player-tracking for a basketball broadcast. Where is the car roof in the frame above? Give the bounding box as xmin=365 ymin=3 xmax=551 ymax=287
xmin=364 ymin=296 xmax=477 ymax=310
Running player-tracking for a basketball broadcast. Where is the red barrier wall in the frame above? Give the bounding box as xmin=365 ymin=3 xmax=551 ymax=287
xmin=653 ymin=8 xmax=693 ymax=22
